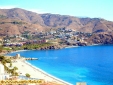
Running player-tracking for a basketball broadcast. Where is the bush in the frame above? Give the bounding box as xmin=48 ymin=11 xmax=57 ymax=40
xmin=25 ymin=73 xmax=30 ymax=78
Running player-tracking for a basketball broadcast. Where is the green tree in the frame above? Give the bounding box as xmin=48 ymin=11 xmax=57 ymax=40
xmin=10 ymin=63 xmax=12 ymax=67
xmin=5 ymin=58 xmax=11 ymax=63
xmin=0 ymin=46 xmax=3 ymax=53
xmin=1 ymin=60 xmax=6 ymax=65
xmin=13 ymin=66 xmax=18 ymax=70
xmin=0 ymin=56 xmax=5 ymax=61
xmin=15 ymin=72 xmax=19 ymax=76
xmin=13 ymin=66 xmax=18 ymax=75
xmin=0 ymin=56 xmax=11 ymax=66
xmin=10 ymin=66 xmax=18 ymax=76
xmin=25 ymin=73 xmax=30 ymax=78
xmin=4 ymin=65 xmax=9 ymax=73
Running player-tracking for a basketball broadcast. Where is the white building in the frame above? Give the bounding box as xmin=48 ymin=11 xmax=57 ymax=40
xmin=0 ymin=62 xmax=5 ymax=80
xmin=15 ymin=54 xmax=20 ymax=59
xmin=0 ymin=62 xmax=9 ymax=80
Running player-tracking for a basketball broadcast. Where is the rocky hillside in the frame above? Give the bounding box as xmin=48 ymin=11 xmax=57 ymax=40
xmin=41 ymin=14 xmax=113 ymax=33
xmin=0 ymin=8 xmax=113 ymax=35
xmin=87 ymin=32 xmax=113 ymax=44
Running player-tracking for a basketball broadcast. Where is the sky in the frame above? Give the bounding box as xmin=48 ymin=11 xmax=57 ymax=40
xmin=0 ymin=0 xmax=113 ymax=21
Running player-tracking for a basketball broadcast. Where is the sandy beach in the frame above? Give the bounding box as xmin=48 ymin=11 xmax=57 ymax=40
xmin=8 ymin=59 xmax=72 ymax=85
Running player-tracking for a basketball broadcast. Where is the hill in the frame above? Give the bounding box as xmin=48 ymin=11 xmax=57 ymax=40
xmin=0 ymin=8 xmax=113 ymax=35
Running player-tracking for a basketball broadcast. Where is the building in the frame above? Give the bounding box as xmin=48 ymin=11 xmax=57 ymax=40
xmin=0 ymin=62 xmax=5 ymax=80
xmin=0 ymin=62 xmax=9 ymax=80
xmin=15 ymin=54 xmax=20 ymax=59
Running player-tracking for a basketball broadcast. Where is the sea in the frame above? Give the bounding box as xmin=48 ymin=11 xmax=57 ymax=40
xmin=7 ymin=45 xmax=113 ymax=85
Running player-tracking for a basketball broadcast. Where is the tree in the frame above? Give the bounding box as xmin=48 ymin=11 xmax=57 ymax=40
xmin=10 ymin=63 xmax=12 ymax=67
xmin=5 ymin=58 xmax=11 ymax=63
xmin=25 ymin=73 xmax=30 ymax=78
xmin=15 ymin=72 xmax=19 ymax=76
xmin=11 ymin=66 xmax=18 ymax=76
xmin=0 ymin=56 xmax=12 ymax=68
xmin=0 ymin=56 xmax=5 ymax=61
xmin=0 ymin=56 xmax=15 ymax=75
xmin=13 ymin=66 xmax=18 ymax=70
xmin=1 ymin=60 xmax=6 ymax=65
xmin=0 ymin=46 xmax=3 ymax=53
xmin=4 ymin=65 xmax=9 ymax=73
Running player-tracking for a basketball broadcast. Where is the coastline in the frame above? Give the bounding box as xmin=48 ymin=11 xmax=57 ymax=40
xmin=4 ymin=44 xmax=104 ymax=85
xmin=24 ymin=61 xmax=72 ymax=85
xmin=4 ymin=44 xmax=104 ymax=56
xmin=3 ymin=44 xmax=103 ymax=55
xmin=5 ymin=48 xmax=73 ymax=85
xmin=7 ymin=50 xmax=30 ymax=54
xmin=4 ymin=44 xmax=113 ymax=85
xmin=9 ymin=59 xmax=72 ymax=85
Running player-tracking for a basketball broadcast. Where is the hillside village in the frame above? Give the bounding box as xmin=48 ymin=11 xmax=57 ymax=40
xmin=1 ymin=26 xmax=113 ymax=53
xmin=0 ymin=8 xmax=113 ymax=52
xmin=0 ymin=27 xmax=91 ymax=51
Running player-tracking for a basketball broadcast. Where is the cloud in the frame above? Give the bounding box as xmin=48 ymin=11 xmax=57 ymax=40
xmin=0 ymin=5 xmax=17 ymax=9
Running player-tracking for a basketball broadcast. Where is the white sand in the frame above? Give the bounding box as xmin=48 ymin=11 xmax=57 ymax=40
xmin=10 ymin=60 xmax=72 ymax=85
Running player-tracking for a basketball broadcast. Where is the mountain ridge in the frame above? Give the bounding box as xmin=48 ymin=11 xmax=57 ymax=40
xmin=0 ymin=8 xmax=113 ymax=35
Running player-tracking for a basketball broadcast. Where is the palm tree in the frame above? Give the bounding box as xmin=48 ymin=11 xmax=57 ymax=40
xmin=0 ymin=56 xmax=11 ymax=65
xmin=9 ymin=63 xmax=12 ymax=67
xmin=4 ymin=65 xmax=9 ymax=73
xmin=12 ymin=66 xmax=18 ymax=76
xmin=10 ymin=69 xmax=14 ymax=74
xmin=0 ymin=56 xmax=5 ymax=61
xmin=1 ymin=60 xmax=6 ymax=65
xmin=0 ymin=56 xmax=14 ymax=75
xmin=5 ymin=58 xmax=11 ymax=63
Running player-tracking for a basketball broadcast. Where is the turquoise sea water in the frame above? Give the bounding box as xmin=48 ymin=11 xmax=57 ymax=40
xmin=7 ymin=45 xmax=113 ymax=85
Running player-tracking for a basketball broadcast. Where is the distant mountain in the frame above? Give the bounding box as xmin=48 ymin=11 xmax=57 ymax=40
xmin=41 ymin=14 xmax=113 ymax=33
xmin=0 ymin=8 xmax=47 ymax=35
xmin=0 ymin=8 xmax=113 ymax=35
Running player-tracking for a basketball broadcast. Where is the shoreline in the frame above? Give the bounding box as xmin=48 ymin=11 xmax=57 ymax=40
xmin=4 ymin=44 xmax=113 ymax=85
xmin=4 ymin=44 xmax=104 ymax=55
xmin=7 ymin=50 xmax=30 ymax=54
xmin=4 ymin=44 xmax=105 ymax=84
xmin=24 ymin=61 xmax=72 ymax=85
xmin=9 ymin=59 xmax=72 ymax=85
xmin=5 ymin=48 xmax=73 ymax=85
xmin=5 ymin=49 xmax=72 ymax=84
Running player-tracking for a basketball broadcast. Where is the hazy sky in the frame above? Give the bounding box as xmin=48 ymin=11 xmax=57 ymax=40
xmin=0 ymin=0 xmax=113 ymax=21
